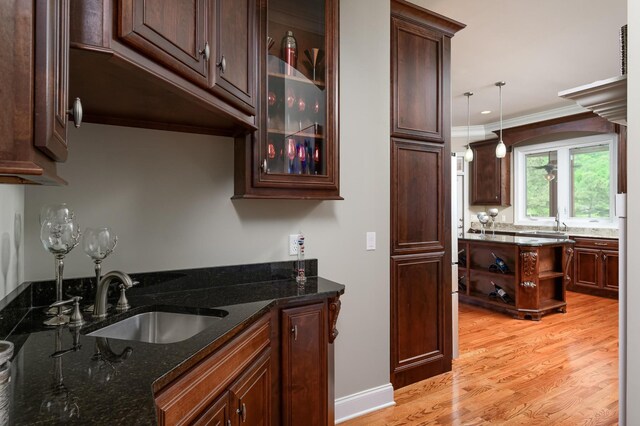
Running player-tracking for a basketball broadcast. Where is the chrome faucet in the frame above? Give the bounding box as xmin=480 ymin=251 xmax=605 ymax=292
xmin=93 ymin=271 xmax=135 ymax=319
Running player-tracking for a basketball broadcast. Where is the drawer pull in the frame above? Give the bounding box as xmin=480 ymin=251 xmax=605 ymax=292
xmin=520 ymin=281 xmax=536 ymax=288
xmin=594 ymin=242 xmax=609 ymax=246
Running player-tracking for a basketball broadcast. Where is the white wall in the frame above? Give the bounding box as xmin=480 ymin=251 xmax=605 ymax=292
xmin=0 ymin=185 xmax=24 ymax=302
xmin=23 ymin=0 xmax=390 ymax=400
xmin=625 ymin=0 xmax=638 ymax=422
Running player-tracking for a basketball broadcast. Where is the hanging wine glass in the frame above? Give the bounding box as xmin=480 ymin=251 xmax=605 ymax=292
xmin=40 ymin=216 xmax=81 ymax=326
xmin=83 ymin=228 xmax=118 ymax=313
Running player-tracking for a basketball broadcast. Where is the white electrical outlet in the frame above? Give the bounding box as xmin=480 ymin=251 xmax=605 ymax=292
xmin=366 ymin=232 xmax=376 ymax=250
xmin=289 ymin=234 xmax=299 ymax=256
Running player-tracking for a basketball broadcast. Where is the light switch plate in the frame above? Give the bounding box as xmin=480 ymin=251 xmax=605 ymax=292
xmin=366 ymin=232 xmax=376 ymax=250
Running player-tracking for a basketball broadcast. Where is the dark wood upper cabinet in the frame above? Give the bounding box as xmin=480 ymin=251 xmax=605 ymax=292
xmin=469 ymin=139 xmax=511 ymax=206
xmin=0 ymin=0 xmax=76 ymax=185
xmin=281 ymin=303 xmax=327 ymax=426
xmin=69 ymin=0 xmax=258 ymax=138
xmin=233 ymin=0 xmax=341 ymax=199
xmin=119 ymin=0 xmax=258 ymax=116
xmin=211 ymin=0 xmax=257 ymax=114
xmin=119 ymin=0 xmax=211 ymax=87
xmin=391 ymin=16 xmax=443 ymax=142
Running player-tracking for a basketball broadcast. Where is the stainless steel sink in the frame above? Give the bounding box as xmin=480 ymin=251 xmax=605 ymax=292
xmin=87 ymin=309 xmax=228 ymax=344
xmin=519 ymin=230 xmax=569 ymax=238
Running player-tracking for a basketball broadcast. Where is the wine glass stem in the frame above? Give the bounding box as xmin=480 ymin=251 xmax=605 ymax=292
xmin=94 ymin=261 xmax=102 ymax=289
xmin=55 ymin=254 xmax=64 ymax=316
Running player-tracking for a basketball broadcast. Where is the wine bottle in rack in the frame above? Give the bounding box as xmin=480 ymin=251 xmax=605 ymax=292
xmin=490 ymin=281 xmax=512 ymax=304
xmin=489 ymin=252 xmax=509 ymax=273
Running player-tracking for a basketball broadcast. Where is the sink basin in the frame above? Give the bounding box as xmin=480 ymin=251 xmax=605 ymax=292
xmin=519 ymin=230 xmax=568 ymax=238
xmin=87 ymin=308 xmax=228 ymax=344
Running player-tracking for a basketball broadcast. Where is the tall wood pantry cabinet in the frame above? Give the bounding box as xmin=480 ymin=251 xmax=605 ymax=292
xmin=389 ymin=0 xmax=464 ymax=389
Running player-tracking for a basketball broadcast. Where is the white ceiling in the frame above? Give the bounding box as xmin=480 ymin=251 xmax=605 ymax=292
xmin=414 ymin=0 xmax=627 ymax=127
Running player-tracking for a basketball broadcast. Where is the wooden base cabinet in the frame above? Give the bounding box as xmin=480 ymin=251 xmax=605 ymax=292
xmin=155 ymin=315 xmax=271 ymax=425
xmin=281 ymin=303 xmax=327 ymax=426
xmin=570 ymin=237 xmax=619 ymax=298
xmin=155 ymin=295 xmax=341 ymax=425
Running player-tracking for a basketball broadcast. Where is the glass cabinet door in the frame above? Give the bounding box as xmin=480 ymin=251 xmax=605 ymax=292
xmin=256 ymin=0 xmax=338 ymax=196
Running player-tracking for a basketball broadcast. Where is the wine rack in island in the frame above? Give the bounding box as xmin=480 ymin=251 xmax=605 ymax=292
xmin=458 ymin=235 xmax=574 ymax=320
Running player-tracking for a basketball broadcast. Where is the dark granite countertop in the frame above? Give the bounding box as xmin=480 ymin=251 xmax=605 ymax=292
xmin=0 ymin=260 xmax=344 ymax=425
xmin=459 ymin=233 xmax=574 ymax=246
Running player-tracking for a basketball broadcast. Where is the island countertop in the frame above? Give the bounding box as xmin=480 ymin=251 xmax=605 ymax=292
xmin=459 ymin=233 xmax=574 ymax=246
xmin=1 ymin=260 xmax=344 ymax=425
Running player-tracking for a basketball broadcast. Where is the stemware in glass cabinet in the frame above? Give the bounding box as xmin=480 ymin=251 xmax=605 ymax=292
xmin=264 ymin=0 xmax=328 ymax=177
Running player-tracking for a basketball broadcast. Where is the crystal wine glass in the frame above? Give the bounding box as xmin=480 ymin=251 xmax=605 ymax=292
xmin=487 ymin=208 xmax=499 ymax=236
xmin=39 ymin=204 xmax=74 ymax=226
xmin=83 ymin=228 xmax=118 ymax=312
xmin=477 ymin=212 xmax=489 ymax=236
xmin=40 ymin=216 xmax=81 ymax=326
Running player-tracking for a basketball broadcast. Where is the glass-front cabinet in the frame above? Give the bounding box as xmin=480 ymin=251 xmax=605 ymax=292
xmin=234 ymin=0 xmax=340 ymax=199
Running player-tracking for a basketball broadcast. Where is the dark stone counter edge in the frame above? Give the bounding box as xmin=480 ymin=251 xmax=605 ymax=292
xmin=151 ymin=289 xmax=344 ymax=393
xmin=459 ymin=235 xmax=575 ymax=246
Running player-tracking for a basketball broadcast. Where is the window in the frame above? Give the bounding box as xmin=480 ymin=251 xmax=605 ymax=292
xmin=514 ymin=134 xmax=617 ymax=227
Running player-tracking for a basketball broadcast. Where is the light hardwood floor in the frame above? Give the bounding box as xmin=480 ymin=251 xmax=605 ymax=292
xmin=343 ymin=292 xmax=619 ymax=425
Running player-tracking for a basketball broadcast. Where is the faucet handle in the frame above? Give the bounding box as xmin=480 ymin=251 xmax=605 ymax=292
xmin=50 ymin=296 xmax=85 ymax=327
xmin=115 ymin=284 xmax=131 ymax=312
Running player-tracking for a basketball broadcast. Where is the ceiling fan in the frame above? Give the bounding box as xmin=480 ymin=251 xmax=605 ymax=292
xmin=533 ymin=162 xmax=557 ymax=181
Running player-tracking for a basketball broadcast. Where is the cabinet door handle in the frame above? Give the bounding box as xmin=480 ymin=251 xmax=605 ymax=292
xmin=237 ymin=402 xmax=247 ymax=422
xmin=217 ymin=55 xmax=227 ymax=73
xmin=291 ymin=325 xmax=298 ymax=341
xmin=199 ymin=42 xmax=210 ymax=61
xmin=603 ymin=254 xmax=607 ymax=261
xmin=261 ymin=159 xmax=268 ymax=173
xmin=67 ymin=97 xmax=83 ymax=128
xmin=227 ymin=420 xmax=231 ymax=426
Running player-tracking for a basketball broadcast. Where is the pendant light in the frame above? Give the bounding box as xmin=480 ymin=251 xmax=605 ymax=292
xmin=463 ymin=91 xmax=474 ymax=162
xmin=495 ymin=81 xmax=507 ymax=158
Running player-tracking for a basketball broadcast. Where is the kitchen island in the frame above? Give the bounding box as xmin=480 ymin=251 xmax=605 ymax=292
xmin=1 ymin=260 xmax=344 ymax=425
xmin=458 ymin=233 xmax=574 ymax=320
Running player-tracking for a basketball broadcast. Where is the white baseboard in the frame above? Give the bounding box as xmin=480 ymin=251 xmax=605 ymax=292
xmin=334 ymin=383 xmax=395 ymax=423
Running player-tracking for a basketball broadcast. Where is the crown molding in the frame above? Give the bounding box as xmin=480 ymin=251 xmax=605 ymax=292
xmin=452 ymin=104 xmax=588 ymax=141
xmin=559 ymin=75 xmax=627 ymax=126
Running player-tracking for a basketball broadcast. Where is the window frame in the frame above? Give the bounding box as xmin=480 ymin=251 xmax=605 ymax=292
xmin=514 ymin=134 xmax=618 ymax=228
